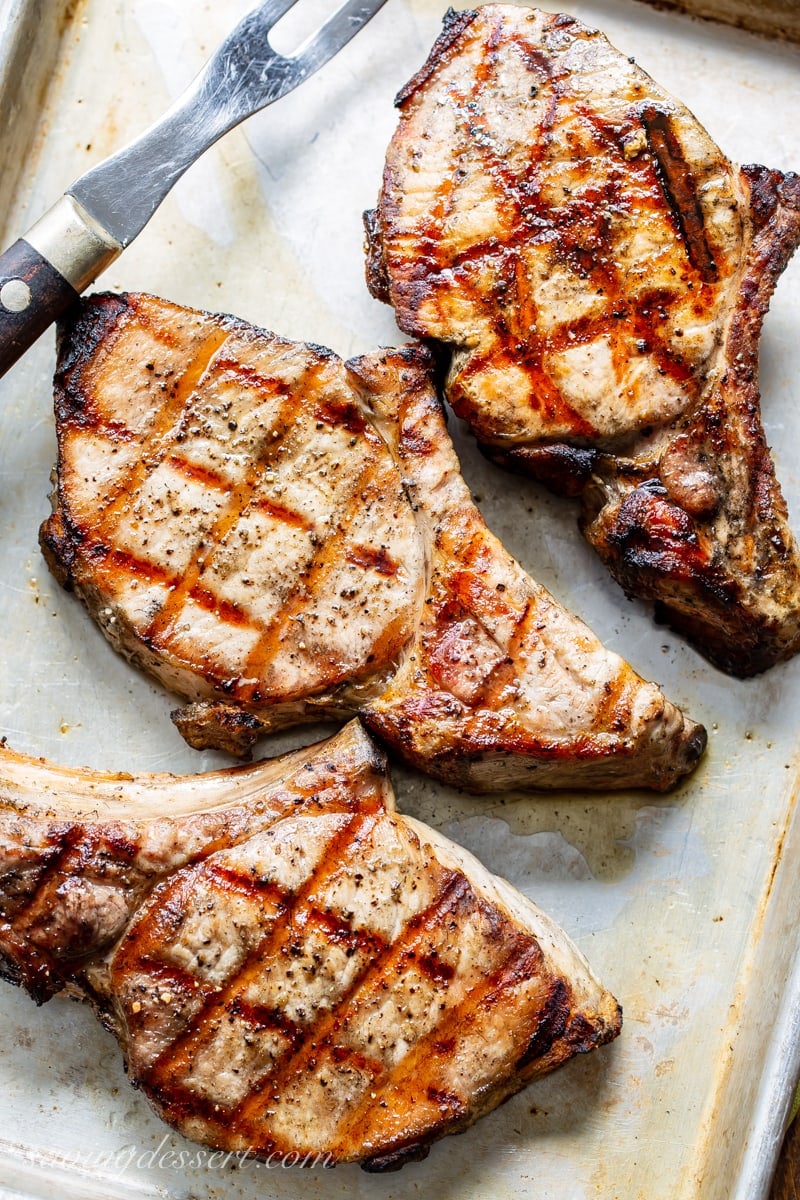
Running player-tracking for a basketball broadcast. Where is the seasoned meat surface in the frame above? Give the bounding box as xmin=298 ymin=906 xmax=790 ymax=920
xmin=42 ymin=292 xmax=705 ymax=790
xmin=43 ymin=293 xmax=423 ymax=720
xmin=0 ymin=721 xmax=621 ymax=1169
xmin=366 ymin=4 xmax=800 ymax=676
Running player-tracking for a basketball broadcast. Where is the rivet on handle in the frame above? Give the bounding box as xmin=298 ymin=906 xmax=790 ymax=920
xmin=0 ymin=279 xmax=32 ymax=313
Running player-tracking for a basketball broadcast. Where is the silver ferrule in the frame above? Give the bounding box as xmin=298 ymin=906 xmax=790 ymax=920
xmin=25 ymin=194 xmax=122 ymax=292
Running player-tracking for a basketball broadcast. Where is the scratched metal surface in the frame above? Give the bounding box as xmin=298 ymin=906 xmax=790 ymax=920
xmin=0 ymin=1 xmax=799 ymax=1198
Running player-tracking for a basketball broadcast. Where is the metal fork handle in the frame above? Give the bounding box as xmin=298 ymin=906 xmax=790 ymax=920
xmin=0 ymin=0 xmax=388 ymax=378
xmin=0 ymin=198 xmax=121 ymax=377
xmin=72 ymin=0 xmax=390 ymax=249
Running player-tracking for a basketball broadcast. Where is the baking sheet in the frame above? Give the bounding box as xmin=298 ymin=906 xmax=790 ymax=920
xmin=1 ymin=1 xmax=800 ymax=1197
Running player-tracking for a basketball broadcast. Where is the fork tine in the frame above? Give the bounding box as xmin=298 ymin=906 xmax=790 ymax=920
xmin=253 ymin=0 xmax=302 ymax=26
xmin=290 ymin=0 xmax=389 ymax=75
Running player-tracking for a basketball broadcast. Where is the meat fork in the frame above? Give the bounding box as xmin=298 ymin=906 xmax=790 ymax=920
xmin=0 ymin=0 xmax=388 ymax=377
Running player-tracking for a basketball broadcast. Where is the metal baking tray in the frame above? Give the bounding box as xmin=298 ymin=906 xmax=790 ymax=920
xmin=0 ymin=1 xmax=799 ymax=1197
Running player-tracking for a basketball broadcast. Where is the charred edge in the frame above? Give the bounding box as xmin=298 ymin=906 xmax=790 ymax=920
xmin=344 ymin=342 xmax=440 ymax=398
xmin=683 ymin=723 xmax=708 ymax=767
xmin=777 ymin=169 xmax=800 ymax=212
xmin=481 ymin=441 xmax=598 ymax=498
xmin=0 ymin=929 xmax=65 ymax=1005
xmin=384 ymin=341 xmax=441 ymax=378
xmin=363 ymin=208 xmax=391 ymax=303
xmin=39 ymin=508 xmax=77 ymax=589
xmin=742 ymin=165 xmax=800 ymax=231
xmin=54 ymin=293 xmax=130 ymax=405
xmin=742 ymin=164 xmax=786 ymax=229
xmin=0 ymin=947 xmax=24 ymax=990
xmin=740 ymin=167 xmax=800 ymax=295
xmin=361 ymin=1139 xmax=433 ymax=1173
xmin=516 ymin=978 xmax=571 ymax=1068
xmin=394 ymin=8 xmax=479 ymax=107
xmin=651 ymin=600 xmax=790 ymax=678
xmin=640 ymin=107 xmax=718 ymax=284
xmin=566 ymin=1001 xmax=623 ymax=1053
xmin=170 ymin=702 xmax=265 ymax=758
xmin=601 ymin=482 xmax=739 ymax=608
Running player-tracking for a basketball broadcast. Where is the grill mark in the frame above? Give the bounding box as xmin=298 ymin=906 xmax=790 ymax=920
xmin=564 ymin=102 xmax=713 ymax=388
xmin=251 ymin=495 xmax=312 ymax=529
xmin=5 ymin=816 xmax=262 ymax=971
xmin=130 ymin=957 xmax=209 ymax=1000
xmin=6 ymin=781 xmax=334 ymax=998
xmin=188 ymin=584 xmax=249 ymax=628
xmin=0 ymin=825 xmax=118 ymax=999
xmin=230 ymin=868 xmax=469 ymax=1135
xmin=117 ymin=869 xmax=214 ymax=960
xmin=228 ymin=997 xmax=304 ymax=1049
xmin=427 ymin=30 xmax=599 ymax=438
xmin=203 ymin=863 xmax=292 ymax=906
xmin=77 ymin=319 xmax=230 ymax=538
xmin=442 ymin=98 xmax=697 ymax=416
xmin=527 ymin=102 xmax=692 ymax=404
xmin=0 ymin=921 xmax=63 ymax=1002
xmin=311 ymin=394 xmax=370 ymax=436
xmin=91 ymin=547 xmax=174 ymax=588
xmin=452 ymin=716 xmax=607 ymax=761
xmin=137 ymin=809 xmax=379 ymax=1094
xmin=420 ymin=559 xmax=533 ymax=712
xmin=390 ymin=29 xmax=724 ymax=443
xmin=5 ymin=825 xmax=84 ymax=930
xmin=307 ymin=905 xmax=388 ymax=959
xmin=141 ymin=379 xmax=309 ymax=651
xmin=516 ymin=977 xmax=571 ymax=1067
xmin=144 ymin=1079 xmax=284 ymax=1144
xmin=642 ymin=106 xmax=718 ymax=284
xmin=467 ymin=597 xmax=534 ymax=710
xmin=238 ymin=453 xmax=385 ymax=696
xmin=589 ymin=671 xmax=635 ymax=734
xmin=211 ymin=359 xmax=295 ymax=391
xmin=111 ymin=834 xmax=309 ymax=995
xmin=331 ymin=909 xmax=546 ymax=1149
xmin=329 ymin=1042 xmax=386 ymax=1078
xmin=445 ymin=562 xmax=521 ymax=629
xmin=166 ymin=454 xmax=228 ymax=492
xmin=415 ymin=949 xmax=456 ymax=984
xmin=71 ymin=417 xmax=139 ymax=444
xmin=345 ymin=545 xmax=399 ymax=577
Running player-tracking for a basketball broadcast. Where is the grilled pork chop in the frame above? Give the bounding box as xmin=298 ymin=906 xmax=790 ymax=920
xmin=365 ymin=5 xmax=800 ymax=676
xmin=0 ymin=720 xmax=621 ymax=1170
xmin=41 ymin=291 xmax=705 ymax=790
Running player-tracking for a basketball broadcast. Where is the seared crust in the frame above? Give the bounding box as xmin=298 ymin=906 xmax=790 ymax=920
xmin=350 ymin=347 xmax=706 ymax=790
xmin=43 ymin=291 xmax=422 ymax=742
xmin=367 ymin=4 xmax=800 ymax=676
xmin=42 ymin=291 xmax=704 ymax=788
xmin=580 ymin=170 xmax=800 ymax=675
xmin=0 ymin=722 xmax=621 ymax=1168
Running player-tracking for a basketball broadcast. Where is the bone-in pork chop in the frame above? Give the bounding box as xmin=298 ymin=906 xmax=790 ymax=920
xmin=365 ymin=4 xmax=800 ymax=676
xmin=41 ymin=292 xmax=705 ymax=790
xmin=0 ymin=720 xmax=621 ymax=1170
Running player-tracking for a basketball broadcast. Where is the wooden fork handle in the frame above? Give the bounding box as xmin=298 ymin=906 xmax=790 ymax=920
xmin=0 ymin=196 xmax=121 ymax=378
